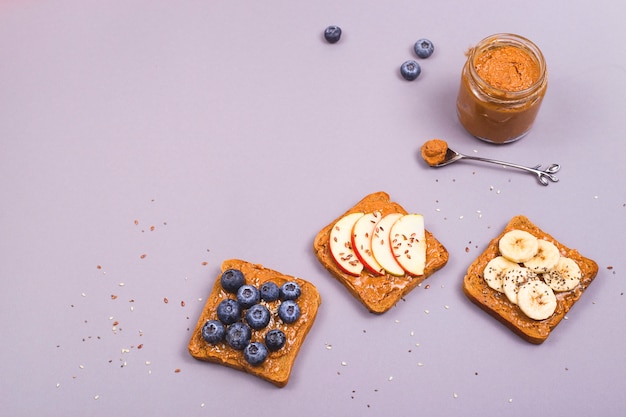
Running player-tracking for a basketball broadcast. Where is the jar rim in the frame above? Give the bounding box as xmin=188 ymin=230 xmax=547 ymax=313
xmin=467 ymin=33 xmax=547 ymax=99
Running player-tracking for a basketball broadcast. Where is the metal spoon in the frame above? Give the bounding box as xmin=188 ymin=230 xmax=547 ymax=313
xmin=430 ymin=147 xmax=560 ymax=186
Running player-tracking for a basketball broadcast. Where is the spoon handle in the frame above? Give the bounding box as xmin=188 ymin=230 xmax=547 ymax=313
xmin=460 ymin=155 xmax=560 ymax=185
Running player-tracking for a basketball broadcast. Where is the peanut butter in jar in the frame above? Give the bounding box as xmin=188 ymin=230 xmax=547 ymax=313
xmin=456 ymin=34 xmax=548 ymax=144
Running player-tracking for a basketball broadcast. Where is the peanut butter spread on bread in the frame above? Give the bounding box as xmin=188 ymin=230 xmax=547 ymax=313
xmin=188 ymin=259 xmax=321 ymax=387
xmin=314 ymin=192 xmax=449 ymax=314
xmin=463 ymin=215 xmax=598 ymax=344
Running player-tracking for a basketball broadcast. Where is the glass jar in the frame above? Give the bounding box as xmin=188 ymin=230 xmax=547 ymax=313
xmin=456 ymin=33 xmax=548 ymax=144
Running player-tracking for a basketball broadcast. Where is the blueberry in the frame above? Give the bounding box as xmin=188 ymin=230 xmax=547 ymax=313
xmin=245 ymin=304 xmax=271 ymax=330
xmin=278 ymin=300 xmax=301 ymax=324
xmin=220 ymin=269 xmax=245 ymax=293
xmin=225 ymin=322 xmax=252 ymax=350
xmin=243 ymin=342 xmax=268 ymax=366
xmin=400 ymin=60 xmax=421 ymax=81
xmin=324 ymin=25 xmax=342 ymax=44
xmin=216 ymin=298 xmax=241 ymax=325
xmin=260 ymin=281 xmax=280 ymax=302
xmin=236 ymin=284 xmax=260 ymax=309
xmin=265 ymin=329 xmax=286 ymax=351
xmin=414 ymin=38 xmax=434 ymax=59
xmin=280 ymin=281 xmax=301 ymax=300
xmin=201 ymin=320 xmax=225 ymax=344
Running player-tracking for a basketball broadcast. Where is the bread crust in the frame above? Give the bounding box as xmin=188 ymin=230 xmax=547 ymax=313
xmin=188 ymin=259 xmax=321 ymax=387
xmin=313 ymin=191 xmax=449 ymax=314
xmin=463 ymin=215 xmax=599 ymax=344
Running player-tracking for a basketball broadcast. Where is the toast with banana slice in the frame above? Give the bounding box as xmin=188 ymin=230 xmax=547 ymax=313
xmin=313 ymin=191 xmax=449 ymax=314
xmin=188 ymin=259 xmax=321 ymax=387
xmin=463 ymin=215 xmax=598 ymax=344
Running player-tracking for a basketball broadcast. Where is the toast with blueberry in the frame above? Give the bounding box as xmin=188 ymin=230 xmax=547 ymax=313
xmin=188 ymin=259 xmax=321 ymax=387
xmin=313 ymin=191 xmax=448 ymax=314
xmin=463 ymin=215 xmax=598 ymax=344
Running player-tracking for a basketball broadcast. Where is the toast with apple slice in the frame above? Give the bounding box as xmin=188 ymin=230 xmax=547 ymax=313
xmin=313 ymin=191 xmax=448 ymax=314
xmin=188 ymin=259 xmax=321 ymax=387
xmin=463 ymin=215 xmax=598 ymax=344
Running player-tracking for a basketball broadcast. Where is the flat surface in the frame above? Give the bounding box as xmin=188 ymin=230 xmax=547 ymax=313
xmin=1 ymin=1 xmax=624 ymax=416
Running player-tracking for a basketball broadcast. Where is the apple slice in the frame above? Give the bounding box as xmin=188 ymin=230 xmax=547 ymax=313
xmin=371 ymin=213 xmax=405 ymax=276
xmin=351 ymin=211 xmax=385 ymax=275
xmin=329 ymin=212 xmax=364 ymax=276
xmin=389 ymin=214 xmax=426 ymax=276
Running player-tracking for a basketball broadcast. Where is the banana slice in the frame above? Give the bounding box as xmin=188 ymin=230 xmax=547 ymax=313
xmin=524 ymin=239 xmax=561 ymax=273
xmin=483 ymin=256 xmax=519 ymax=293
xmin=498 ymin=229 xmax=539 ymax=263
xmin=543 ymin=256 xmax=581 ymax=292
xmin=502 ymin=266 xmax=538 ymax=305
xmin=517 ymin=280 xmax=557 ymax=320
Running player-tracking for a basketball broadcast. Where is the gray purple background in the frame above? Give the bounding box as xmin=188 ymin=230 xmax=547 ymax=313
xmin=1 ymin=1 xmax=624 ymax=416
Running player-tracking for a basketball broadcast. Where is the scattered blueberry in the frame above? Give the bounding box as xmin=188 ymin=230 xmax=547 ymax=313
xmin=243 ymin=342 xmax=268 ymax=366
xmin=201 ymin=320 xmax=225 ymax=344
xmin=278 ymin=300 xmax=301 ymax=324
xmin=216 ymin=298 xmax=241 ymax=325
xmin=280 ymin=281 xmax=301 ymax=300
xmin=400 ymin=60 xmax=421 ymax=81
xmin=265 ymin=329 xmax=286 ymax=351
xmin=414 ymin=38 xmax=434 ymax=59
xmin=324 ymin=25 xmax=342 ymax=44
xmin=220 ymin=269 xmax=245 ymax=293
xmin=236 ymin=284 xmax=260 ymax=309
xmin=245 ymin=304 xmax=271 ymax=330
xmin=225 ymin=322 xmax=252 ymax=350
xmin=260 ymin=281 xmax=280 ymax=302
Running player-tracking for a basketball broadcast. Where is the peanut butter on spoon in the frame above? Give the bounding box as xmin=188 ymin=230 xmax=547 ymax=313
xmin=420 ymin=139 xmax=449 ymax=166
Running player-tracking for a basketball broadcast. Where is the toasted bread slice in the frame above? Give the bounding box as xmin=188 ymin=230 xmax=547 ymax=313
xmin=313 ymin=191 xmax=449 ymax=314
xmin=188 ymin=259 xmax=321 ymax=387
xmin=463 ymin=215 xmax=598 ymax=344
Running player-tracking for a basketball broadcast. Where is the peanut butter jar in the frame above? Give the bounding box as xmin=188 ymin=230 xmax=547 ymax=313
xmin=456 ymin=34 xmax=548 ymax=144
